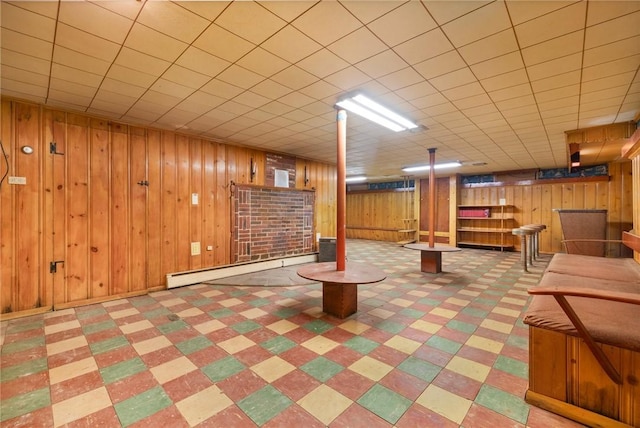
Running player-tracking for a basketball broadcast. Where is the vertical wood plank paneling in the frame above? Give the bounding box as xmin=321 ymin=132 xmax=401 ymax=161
xmin=110 ymin=126 xmax=129 ymax=296
xmin=129 ymin=126 xmax=147 ymax=291
xmin=161 ymin=132 xmax=177 ymax=275
xmin=215 ymin=142 xmax=229 ymax=265
xmin=89 ymin=119 xmax=111 ymax=298
xmin=40 ymin=108 xmax=55 ymax=309
xmin=51 ymin=110 xmax=67 ymax=307
xmin=146 ymin=129 xmax=162 ymax=288
xmin=202 ymin=141 xmax=216 ymax=266
xmin=1 ymin=100 xmax=15 ymax=312
xmin=176 ymin=134 xmax=191 ymax=272
xmin=190 ymin=138 xmax=202 ymax=270
xmin=66 ymin=114 xmax=90 ymax=302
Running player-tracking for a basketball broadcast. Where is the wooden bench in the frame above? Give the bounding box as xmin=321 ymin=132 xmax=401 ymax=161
xmin=524 ymin=231 xmax=640 ymax=428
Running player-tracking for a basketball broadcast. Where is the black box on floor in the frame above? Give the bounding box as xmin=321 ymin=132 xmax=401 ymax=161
xmin=319 ymin=237 xmax=337 ymax=262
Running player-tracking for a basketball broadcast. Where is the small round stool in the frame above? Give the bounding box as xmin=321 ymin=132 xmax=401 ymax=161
xmin=512 ymin=227 xmax=535 ymax=272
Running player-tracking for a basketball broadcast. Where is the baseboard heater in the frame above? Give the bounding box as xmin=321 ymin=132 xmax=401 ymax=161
xmin=166 ymin=253 xmax=318 ymax=289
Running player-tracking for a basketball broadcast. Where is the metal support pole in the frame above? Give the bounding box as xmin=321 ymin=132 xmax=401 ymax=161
xmin=428 ymin=148 xmax=436 ymax=248
xmin=336 ymin=109 xmax=347 ymax=271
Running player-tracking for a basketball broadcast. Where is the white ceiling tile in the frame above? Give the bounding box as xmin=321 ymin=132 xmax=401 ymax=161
xmin=93 ymin=1 xmax=145 ymax=20
xmin=521 ymin=30 xmax=584 ymax=67
xmin=527 ymin=53 xmax=582 ymax=82
xmin=581 ymin=85 xmax=629 ymax=104
xmin=530 ymin=70 xmax=581 ymax=92
xmin=299 ymin=80 xmax=341 ymax=100
xmin=471 ymin=52 xmax=524 ymax=79
xmin=251 ymin=79 xmax=292 ymax=100
xmin=506 ymin=1 xmax=577 ymax=26
xmin=324 ymin=67 xmax=371 ymax=91
xmin=194 ymin=24 xmax=255 ymax=63
xmin=53 ymin=46 xmax=111 ymax=75
xmin=442 ymin=2 xmax=511 ymax=47
xmin=414 ymin=51 xmax=467 ymax=80
xmin=155 ymin=109 xmax=201 ymax=129
xmin=47 ymin=88 xmax=92 ymax=108
xmin=218 ymin=100 xmax=254 ymax=116
xmin=103 ymin=68 xmax=154 ymax=94
xmin=356 ymin=50 xmax=406 ymax=79
xmin=410 ymin=93 xmax=449 ymax=109
xmin=125 ymin=23 xmax=187 ymax=63
xmin=441 ymin=82 xmax=486 ymax=101
xmin=481 ymin=69 xmax=529 ymax=92
xmin=59 ymin=1 xmax=132 ymax=44
xmin=176 ymin=47 xmax=231 ymax=78
xmin=429 ymin=68 xmax=477 ymax=91
xmin=150 ymin=79 xmax=194 ymax=99
xmin=534 ymin=85 xmax=580 ymax=103
xmin=328 ymin=27 xmax=387 ymax=64
xmin=216 ymin=1 xmax=286 ymax=45
xmin=114 ymin=48 xmax=170 ymax=77
xmin=100 ymin=77 xmax=146 ymax=99
xmin=514 ymin=2 xmax=586 ymax=48
xmin=583 ymin=35 xmax=640 ymax=68
xmin=489 ymin=83 xmax=532 ymax=102
xmin=278 ymin=92 xmax=315 ymax=109
xmin=495 ymin=95 xmax=536 ymax=110
xmin=233 ymin=91 xmax=271 ymax=109
xmin=425 ymin=1 xmax=491 ymax=25
xmin=177 ymin=91 xmax=225 ymax=113
xmin=586 ymin=1 xmax=640 ymax=27
xmin=452 ymin=94 xmax=493 ymax=110
xmin=1 ymin=64 xmax=48 ymax=87
xmin=298 ymin=49 xmax=349 ymax=79
xmin=1 ymin=49 xmax=51 ymax=75
xmin=377 ymin=67 xmax=424 ymax=91
xmin=584 ymin=11 xmax=640 ymax=49
xmin=200 ymin=79 xmax=244 ymax=100
xmin=258 ymin=1 xmax=315 ymax=23
xmin=272 ymin=65 xmax=320 ymax=91
xmin=538 ymin=96 xmax=579 ymax=112
xmin=56 ymin=23 xmax=120 ymax=62
xmin=261 ymin=25 xmax=321 ymax=63
xmin=162 ymin=65 xmax=211 ymax=90
xmin=51 ymin=63 xmax=102 ymax=88
xmin=582 ymin=55 xmax=640 ymax=82
xmin=1 ymin=3 xmax=56 ymax=40
xmin=582 ymin=73 xmax=636 ymax=94
xmin=393 ymin=28 xmax=453 ymax=66
xmin=137 ymin=1 xmax=210 ymax=43
xmin=237 ymin=48 xmax=290 ymax=78
xmin=1 ymin=29 xmax=52 ymax=60
xmin=395 ymin=81 xmax=438 ymax=101
xmin=368 ymin=2 xmax=437 ymax=46
xmin=458 ymin=29 xmax=519 ymax=65
xmin=293 ymin=2 xmax=362 ymax=46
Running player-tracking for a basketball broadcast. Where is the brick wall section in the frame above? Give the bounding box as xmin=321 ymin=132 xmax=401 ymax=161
xmin=233 ymin=185 xmax=315 ymax=262
xmin=266 ymin=153 xmax=296 ymax=187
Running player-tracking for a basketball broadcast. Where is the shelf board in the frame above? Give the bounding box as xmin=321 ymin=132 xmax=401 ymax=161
xmin=398 ymin=229 xmax=416 ymax=233
xmin=457 ymin=205 xmax=513 ymax=208
xmin=457 ymin=241 xmax=514 ymax=249
xmin=457 ymin=217 xmax=514 ymax=220
xmin=397 ymin=239 xmax=416 ymax=245
xmin=457 ymin=228 xmax=513 ymax=233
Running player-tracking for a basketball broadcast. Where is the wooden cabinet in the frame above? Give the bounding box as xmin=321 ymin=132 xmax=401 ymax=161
xmin=457 ymin=205 xmax=514 ymax=250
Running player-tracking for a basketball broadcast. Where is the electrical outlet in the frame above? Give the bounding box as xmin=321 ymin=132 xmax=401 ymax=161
xmin=191 ymin=193 xmax=198 ymax=205
xmin=8 ymin=176 xmax=26 ymax=185
xmin=191 ymin=242 xmax=201 ymax=256
xmin=206 ymin=245 xmax=213 ymax=251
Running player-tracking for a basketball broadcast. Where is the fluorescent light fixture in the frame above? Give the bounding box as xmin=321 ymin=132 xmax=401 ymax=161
xmin=402 ymin=161 xmax=462 ymax=172
xmin=345 ymin=176 xmax=367 ymax=183
xmin=336 ymin=94 xmax=418 ymax=132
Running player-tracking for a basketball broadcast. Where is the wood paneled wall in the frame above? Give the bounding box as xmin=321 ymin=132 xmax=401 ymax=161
xmin=0 ymin=99 xmax=336 ymax=318
xmin=458 ymin=161 xmax=634 ymax=255
xmin=346 ymin=189 xmax=416 ymax=242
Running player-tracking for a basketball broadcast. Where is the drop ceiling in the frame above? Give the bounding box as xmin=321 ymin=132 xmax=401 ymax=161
xmin=1 ymin=0 xmax=639 ymax=180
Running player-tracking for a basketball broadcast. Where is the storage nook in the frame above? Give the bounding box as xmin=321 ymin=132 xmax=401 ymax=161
xmin=456 ymin=205 xmax=515 ymax=250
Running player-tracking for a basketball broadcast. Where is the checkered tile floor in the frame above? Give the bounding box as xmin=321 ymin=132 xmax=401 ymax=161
xmin=1 ymin=240 xmax=585 ymax=427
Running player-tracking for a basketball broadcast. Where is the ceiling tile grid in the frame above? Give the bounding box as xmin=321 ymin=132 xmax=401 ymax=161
xmin=1 ymin=0 xmax=639 ymax=179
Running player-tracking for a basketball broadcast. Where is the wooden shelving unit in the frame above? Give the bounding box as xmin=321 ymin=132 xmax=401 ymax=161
xmin=457 ymin=205 xmax=514 ymax=251
xmin=397 ymin=218 xmax=417 ymax=245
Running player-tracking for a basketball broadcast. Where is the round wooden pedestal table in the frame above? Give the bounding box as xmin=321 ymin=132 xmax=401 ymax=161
xmin=403 ymin=243 xmax=461 ymax=274
xmin=297 ymin=262 xmax=386 ymax=318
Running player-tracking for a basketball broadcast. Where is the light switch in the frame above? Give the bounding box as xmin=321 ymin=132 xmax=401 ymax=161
xmin=191 ymin=193 xmax=198 ymax=205
xmin=8 ymin=176 xmax=26 ymax=185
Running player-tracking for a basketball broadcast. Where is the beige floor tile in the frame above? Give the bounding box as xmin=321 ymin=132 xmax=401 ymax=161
xmin=389 ymin=298 xmax=414 ymax=307
xmin=150 ymin=356 xmax=197 ymax=384
xmin=274 ymin=298 xmax=300 ymax=307
xmin=367 ymin=308 xmax=395 ymax=319
xmin=416 ymin=385 xmax=472 ymax=424
xmin=218 ymin=298 xmax=244 ymax=307
xmin=298 ymin=384 xmax=352 ymax=425
xmin=253 ymin=290 xmax=276 ymax=298
xmin=430 ymin=307 xmax=458 ymax=319
xmin=301 ymin=336 xmax=339 ymax=355
xmin=158 ymin=298 xmax=187 ymax=308
xmin=508 ymin=289 xmax=529 ymax=297
xmin=384 ymin=336 xmax=421 ymax=354
xmin=133 ymin=335 xmax=172 ymax=355
xmin=266 ymin=319 xmax=298 ymax=334
xmin=445 ymin=297 xmax=470 ymax=307
xmin=360 ymin=290 xmax=378 ymax=298
xmin=491 ymin=306 xmax=520 ymax=318
xmin=348 ymin=356 xmax=393 ymax=381
xmin=465 ymin=335 xmax=504 ymax=354
xmin=119 ymin=319 xmax=154 ymax=335
xmin=302 ymin=306 xmax=324 ymax=318
xmin=445 ymin=355 xmax=491 ymax=383
xmin=194 ymin=319 xmax=225 ymax=335
xmin=176 ymin=385 xmax=233 ymax=426
xmin=45 ymin=319 xmax=81 ymax=335
xmin=46 ymin=336 xmax=88 ymax=356
xmin=458 ymin=289 xmax=480 ymax=297
xmin=480 ymin=318 xmax=513 ymax=334
xmin=110 ymin=307 xmax=140 ymax=320
xmin=202 ymin=289 xmax=224 ymax=298
xmin=410 ymin=319 xmax=441 ymax=334
xmin=44 ymin=308 xmax=76 ymax=318
xmin=338 ymin=319 xmax=370 ymax=334
xmin=240 ymin=307 xmax=268 ymax=319
xmin=52 ymin=387 xmax=111 ymax=427
xmin=218 ymin=335 xmax=255 ymax=354
xmin=407 ymin=290 xmax=429 ymax=298
xmin=50 ymin=357 xmax=98 ymax=384
xmin=176 ymin=307 xmax=205 ymax=318
xmin=251 ymin=356 xmax=296 ymax=382
xmin=500 ymin=296 xmax=527 ymax=306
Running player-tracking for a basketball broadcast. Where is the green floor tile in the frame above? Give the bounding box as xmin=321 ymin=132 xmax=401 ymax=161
xmin=202 ymin=356 xmax=245 ymax=382
xmin=343 ymin=336 xmax=379 ymax=354
xmin=129 ymin=297 xmax=157 ymax=307
xmin=190 ymin=298 xmax=213 ymax=307
xmin=229 ymin=289 xmax=248 ymax=297
xmin=426 ymin=335 xmax=462 ymax=354
xmin=462 ymin=307 xmax=489 ymax=318
xmin=142 ymin=307 xmax=171 ymax=319
xmin=114 ymin=386 xmax=172 ymax=427
xmin=82 ymin=319 xmax=117 ymax=335
xmin=249 ymin=298 xmax=270 ymax=307
xmin=90 ymin=336 xmax=129 ymax=355
xmin=303 ymin=319 xmax=333 ymax=334
xmin=176 ymin=336 xmax=213 ymax=355
xmin=0 ymin=336 xmax=44 ymax=355
xmin=475 ymin=298 xmax=499 ymax=306
xmin=300 ymin=356 xmax=343 ymax=382
xmin=100 ymin=357 xmax=147 ymax=384
xmin=209 ymin=308 xmax=236 ymax=319
xmin=446 ymin=319 xmax=477 ymax=334
xmin=475 ymin=384 xmax=529 ymax=424
xmin=397 ymin=356 xmax=441 ymax=382
xmin=417 ymin=298 xmax=442 ymax=306
xmin=376 ymin=320 xmax=404 ymax=334
xmin=261 ymin=336 xmax=296 ymax=354
xmin=6 ymin=320 xmax=44 ymax=333
xmin=231 ymin=320 xmax=261 ymax=334
xmin=1 ymin=357 xmax=48 ymax=382
xmin=237 ymin=385 xmax=292 ymax=425
xmin=505 ymin=335 xmax=528 ymax=350
xmin=494 ymin=355 xmax=528 ymax=379
xmin=362 ymin=298 xmax=386 ymax=307
xmin=0 ymin=387 xmax=51 ymax=422
xmin=157 ymin=319 xmax=188 ymax=334
xmin=273 ymin=307 xmax=299 ymax=318
xmin=357 ymin=384 xmax=411 ymax=424
xmin=399 ymin=308 xmax=425 ymax=319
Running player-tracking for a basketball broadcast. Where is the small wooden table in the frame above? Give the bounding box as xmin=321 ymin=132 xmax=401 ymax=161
xmin=404 ymin=243 xmax=461 ymax=274
xmin=297 ymin=262 xmax=386 ymax=318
